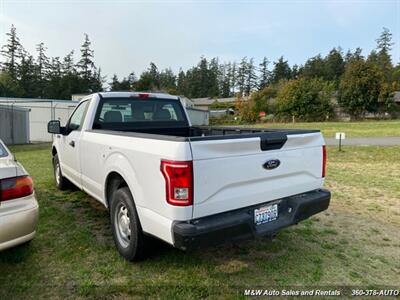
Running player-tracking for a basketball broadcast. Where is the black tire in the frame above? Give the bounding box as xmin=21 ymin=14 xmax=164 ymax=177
xmin=53 ymin=154 xmax=70 ymax=190
xmin=110 ymin=187 xmax=147 ymax=261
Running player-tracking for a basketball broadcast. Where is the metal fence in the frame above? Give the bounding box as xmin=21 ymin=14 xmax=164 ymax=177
xmin=0 ymin=104 xmax=30 ymax=145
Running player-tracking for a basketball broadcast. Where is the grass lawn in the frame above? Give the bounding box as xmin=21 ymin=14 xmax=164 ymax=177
xmin=0 ymin=144 xmax=399 ymax=298
xmin=233 ymin=120 xmax=400 ymax=138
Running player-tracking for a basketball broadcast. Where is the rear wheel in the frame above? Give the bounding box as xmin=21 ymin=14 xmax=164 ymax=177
xmin=110 ymin=187 xmax=147 ymax=261
xmin=53 ymin=154 xmax=69 ymax=190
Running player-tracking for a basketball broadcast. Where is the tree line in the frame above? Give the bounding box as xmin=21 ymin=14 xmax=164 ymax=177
xmin=0 ymin=25 xmax=103 ymax=99
xmin=0 ymin=25 xmax=399 ymax=120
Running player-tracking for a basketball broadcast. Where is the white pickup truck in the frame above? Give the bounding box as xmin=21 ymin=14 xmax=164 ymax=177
xmin=48 ymin=92 xmax=330 ymax=261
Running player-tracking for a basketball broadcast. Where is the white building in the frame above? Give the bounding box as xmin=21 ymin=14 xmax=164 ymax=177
xmin=0 ymin=98 xmax=78 ymax=142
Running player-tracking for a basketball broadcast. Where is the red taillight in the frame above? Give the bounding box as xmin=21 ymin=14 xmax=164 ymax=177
xmin=160 ymin=160 xmax=193 ymax=206
xmin=138 ymin=93 xmax=150 ymax=99
xmin=322 ymin=145 xmax=327 ymax=178
xmin=0 ymin=176 xmax=34 ymax=202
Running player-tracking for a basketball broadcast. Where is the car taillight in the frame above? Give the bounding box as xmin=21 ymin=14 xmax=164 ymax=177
xmin=160 ymin=160 xmax=193 ymax=206
xmin=0 ymin=176 xmax=34 ymax=202
xmin=322 ymin=145 xmax=326 ymax=178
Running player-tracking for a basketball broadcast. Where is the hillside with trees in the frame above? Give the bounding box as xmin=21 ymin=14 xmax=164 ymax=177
xmin=0 ymin=25 xmax=398 ymax=121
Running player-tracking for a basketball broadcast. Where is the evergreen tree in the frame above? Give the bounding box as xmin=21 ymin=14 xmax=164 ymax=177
xmin=91 ymin=67 xmax=104 ymax=92
xmin=219 ymin=63 xmax=231 ymax=98
xmin=78 ymin=33 xmax=96 ymax=92
xmin=62 ymin=51 xmax=76 ymax=75
xmin=36 ymin=43 xmax=49 ymax=79
xmin=245 ymin=58 xmax=257 ymax=96
xmin=324 ymin=48 xmax=345 ymax=83
xmin=301 ymin=54 xmax=326 ymax=78
xmin=59 ymin=51 xmax=81 ymax=99
xmin=159 ymin=68 xmax=177 ymax=92
xmin=271 ymin=56 xmax=292 ymax=83
xmin=237 ymin=57 xmax=248 ymax=96
xmin=258 ymin=57 xmax=270 ymax=90
xmin=375 ymin=27 xmax=394 ymax=82
xmin=208 ymin=57 xmax=220 ymax=97
xmin=1 ymin=24 xmax=22 ymax=80
xmin=345 ymin=47 xmax=363 ymax=63
xmin=177 ymin=69 xmax=187 ymax=95
xmin=45 ymin=57 xmax=63 ymax=98
xmin=229 ymin=62 xmax=237 ymax=96
xmin=17 ymin=54 xmax=36 ymax=97
xmin=110 ymin=74 xmax=121 ymax=91
xmin=35 ymin=42 xmax=50 ymax=97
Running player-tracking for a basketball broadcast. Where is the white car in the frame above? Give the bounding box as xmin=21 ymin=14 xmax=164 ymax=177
xmin=48 ymin=92 xmax=330 ymax=261
xmin=0 ymin=140 xmax=39 ymax=251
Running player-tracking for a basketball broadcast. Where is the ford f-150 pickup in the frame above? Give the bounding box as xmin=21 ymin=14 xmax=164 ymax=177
xmin=47 ymin=92 xmax=330 ymax=261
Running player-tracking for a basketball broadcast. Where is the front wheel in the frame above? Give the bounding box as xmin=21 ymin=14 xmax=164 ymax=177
xmin=110 ymin=187 xmax=147 ymax=261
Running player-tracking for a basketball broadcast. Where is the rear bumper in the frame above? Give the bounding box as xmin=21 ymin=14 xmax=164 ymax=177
xmin=172 ymin=189 xmax=330 ymax=250
xmin=0 ymin=194 xmax=39 ymax=251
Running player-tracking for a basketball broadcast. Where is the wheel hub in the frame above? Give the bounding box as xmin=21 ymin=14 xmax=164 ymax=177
xmin=115 ymin=204 xmax=131 ymax=248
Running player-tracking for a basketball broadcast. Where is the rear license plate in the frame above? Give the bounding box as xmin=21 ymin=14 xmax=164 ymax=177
xmin=254 ymin=204 xmax=278 ymax=225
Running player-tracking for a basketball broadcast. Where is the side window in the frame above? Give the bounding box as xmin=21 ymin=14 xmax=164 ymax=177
xmin=68 ymin=101 xmax=89 ymax=132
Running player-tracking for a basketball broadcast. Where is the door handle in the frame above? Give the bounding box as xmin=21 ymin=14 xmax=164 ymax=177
xmin=69 ymin=140 xmax=75 ymax=147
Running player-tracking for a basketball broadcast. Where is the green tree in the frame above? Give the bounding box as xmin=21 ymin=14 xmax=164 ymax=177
xmin=245 ymin=58 xmax=257 ymax=96
xmin=300 ymin=54 xmax=326 ymax=78
xmin=159 ymin=68 xmax=177 ymax=93
xmin=0 ymin=71 xmax=22 ymax=96
xmin=110 ymin=74 xmax=121 ymax=91
xmin=271 ymin=56 xmax=292 ymax=83
xmin=59 ymin=51 xmax=81 ymax=99
xmin=35 ymin=42 xmax=50 ymax=97
xmin=237 ymin=57 xmax=247 ymax=96
xmin=276 ymin=77 xmax=334 ymax=121
xmin=258 ymin=57 xmax=270 ymax=90
xmin=1 ymin=25 xmax=22 ymax=80
xmin=375 ymin=27 xmax=394 ymax=82
xmin=324 ymin=48 xmax=345 ymax=83
xmin=345 ymin=47 xmax=363 ymax=63
xmin=77 ymin=33 xmax=99 ymax=92
xmin=177 ymin=69 xmax=187 ymax=95
xmin=338 ymin=59 xmax=383 ymax=119
xmin=250 ymin=83 xmax=281 ymax=115
xmin=17 ymin=54 xmax=36 ymax=97
xmin=44 ymin=57 xmax=63 ymax=98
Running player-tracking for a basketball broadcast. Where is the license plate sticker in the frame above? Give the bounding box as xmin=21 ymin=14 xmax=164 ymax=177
xmin=254 ymin=204 xmax=278 ymax=225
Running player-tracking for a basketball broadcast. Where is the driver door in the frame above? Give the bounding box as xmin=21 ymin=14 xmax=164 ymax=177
xmin=58 ymin=100 xmax=89 ymax=187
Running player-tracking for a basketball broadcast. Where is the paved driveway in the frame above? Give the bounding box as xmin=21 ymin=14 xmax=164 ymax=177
xmin=325 ymin=137 xmax=400 ymax=146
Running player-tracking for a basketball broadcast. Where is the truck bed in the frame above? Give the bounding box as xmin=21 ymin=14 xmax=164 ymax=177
xmin=89 ymin=126 xmax=319 ymax=143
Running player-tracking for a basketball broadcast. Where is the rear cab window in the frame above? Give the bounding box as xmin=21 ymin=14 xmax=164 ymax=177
xmin=92 ymin=97 xmax=189 ymax=130
xmin=0 ymin=143 xmax=9 ymax=158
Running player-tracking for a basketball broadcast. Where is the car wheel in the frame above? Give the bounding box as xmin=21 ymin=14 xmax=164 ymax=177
xmin=53 ymin=154 xmax=69 ymax=190
xmin=110 ymin=187 xmax=146 ymax=261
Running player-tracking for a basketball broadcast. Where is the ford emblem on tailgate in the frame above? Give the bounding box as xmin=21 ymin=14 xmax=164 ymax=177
xmin=263 ymin=159 xmax=280 ymax=170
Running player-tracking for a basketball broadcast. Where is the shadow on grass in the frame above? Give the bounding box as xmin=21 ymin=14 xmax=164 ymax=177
xmin=0 ymin=242 xmax=33 ymax=264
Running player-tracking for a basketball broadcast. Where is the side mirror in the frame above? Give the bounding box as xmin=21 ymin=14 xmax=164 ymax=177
xmin=48 ymin=120 xmax=65 ymax=135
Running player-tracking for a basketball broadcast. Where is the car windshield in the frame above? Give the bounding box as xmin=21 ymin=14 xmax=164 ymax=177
xmin=0 ymin=143 xmax=8 ymax=157
xmin=93 ymin=97 xmax=188 ymax=130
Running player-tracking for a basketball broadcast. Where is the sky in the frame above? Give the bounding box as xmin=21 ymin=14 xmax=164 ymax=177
xmin=0 ymin=0 xmax=399 ymax=81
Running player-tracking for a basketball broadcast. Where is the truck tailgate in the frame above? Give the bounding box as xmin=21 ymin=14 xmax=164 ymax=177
xmin=190 ymin=132 xmax=325 ymax=219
